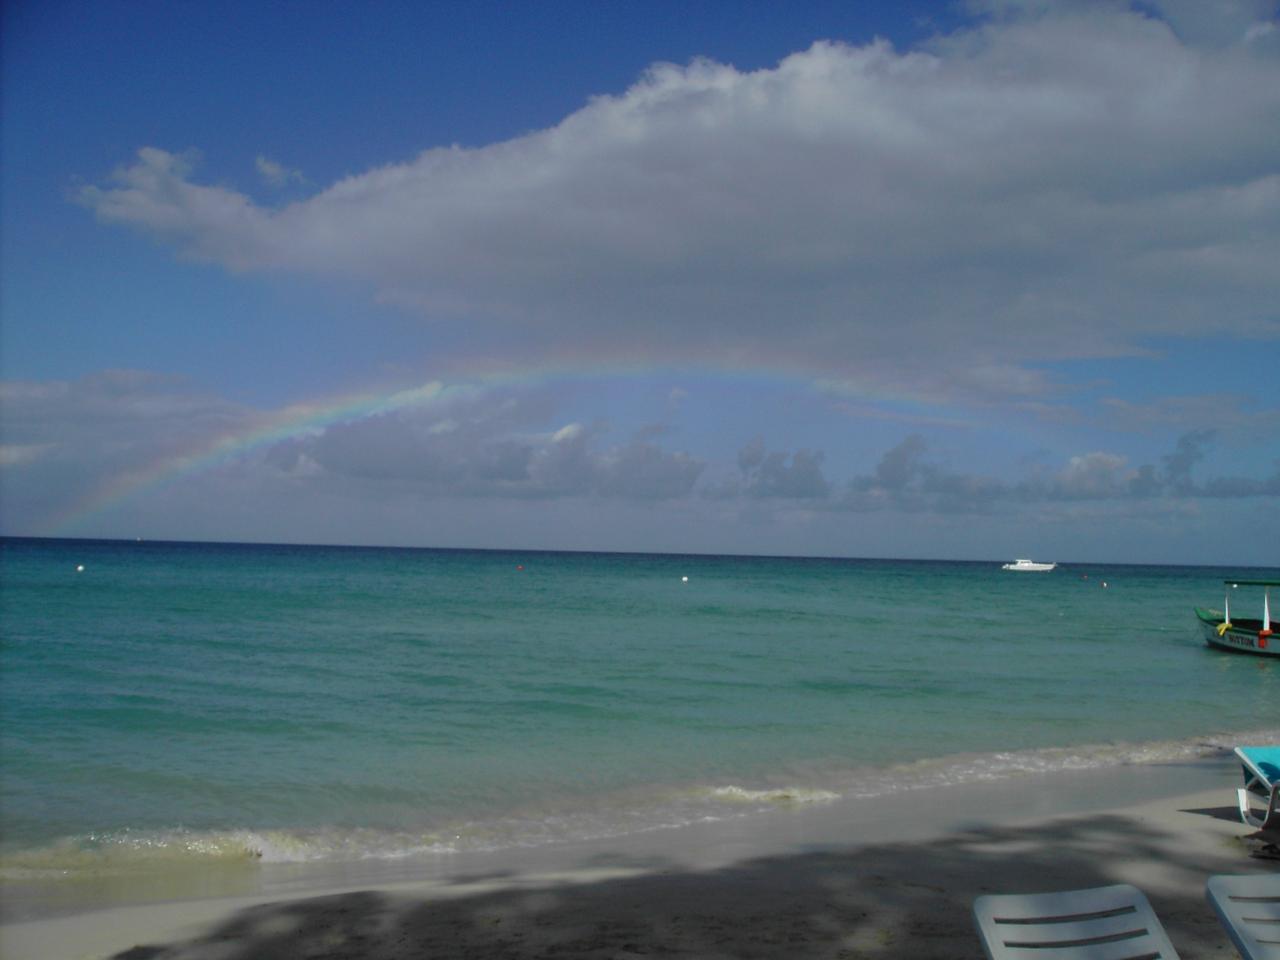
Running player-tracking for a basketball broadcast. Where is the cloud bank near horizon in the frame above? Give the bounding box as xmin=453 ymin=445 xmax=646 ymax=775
xmin=3 ymin=371 xmax=1276 ymax=542
xmin=79 ymin=3 xmax=1280 ymax=403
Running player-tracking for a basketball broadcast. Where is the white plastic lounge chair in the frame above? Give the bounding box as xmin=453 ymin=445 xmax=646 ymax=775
xmin=973 ymin=884 xmax=1181 ymax=960
xmin=1206 ymin=873 xmax=1280 ymax=960
xmin=1237 ymin=747 xmax=1280 ymax=827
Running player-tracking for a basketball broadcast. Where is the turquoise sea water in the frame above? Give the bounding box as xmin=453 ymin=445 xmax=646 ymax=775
xmin=1 ymin=538 xmax=1277 ymax=910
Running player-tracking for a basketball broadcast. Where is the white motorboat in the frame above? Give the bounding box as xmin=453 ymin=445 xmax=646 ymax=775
xmin=1001 ymin=558 xmax=1056 ymax=572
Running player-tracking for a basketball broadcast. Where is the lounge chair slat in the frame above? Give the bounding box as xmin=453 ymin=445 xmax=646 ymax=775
xmin=1234 ymin=906 xmax=1280 ymax=921
xmin=975 ymin=885 xmax=1180 ymax=960
xmin=1207 ymin=874 xmax=1280 ymax=960
xmin=991 ymin=913 xmax=1157 ymax=945
xmin=991 ymin=940 xmax=1166 ymax=960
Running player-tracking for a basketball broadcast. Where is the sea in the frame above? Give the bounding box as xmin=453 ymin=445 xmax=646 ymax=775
xmin=1 ymin=537 xmax=1277 ymax=919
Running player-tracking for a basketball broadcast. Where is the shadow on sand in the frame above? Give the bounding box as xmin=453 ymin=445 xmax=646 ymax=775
xmin=109 ymin=809 xmax=1273 ymax=960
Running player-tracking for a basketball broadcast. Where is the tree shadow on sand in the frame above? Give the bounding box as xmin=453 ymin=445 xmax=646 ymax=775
xmin=109 ymin=810 xmax=1274 ymax=960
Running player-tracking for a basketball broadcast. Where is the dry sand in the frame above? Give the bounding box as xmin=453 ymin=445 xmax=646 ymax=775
xmin=3 ymin=758 xmax=1276 ymax=960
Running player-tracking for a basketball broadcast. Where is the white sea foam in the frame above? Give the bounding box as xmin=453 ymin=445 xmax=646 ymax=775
xmin=702 ymin=785 xmax=841 ymax=806
xmin=823 ymin=728 xmax=1280 ymax=802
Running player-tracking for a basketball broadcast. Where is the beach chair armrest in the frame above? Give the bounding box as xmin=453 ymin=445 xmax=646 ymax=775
xmin=1239 ymin=787 xmax=1264 ymax=828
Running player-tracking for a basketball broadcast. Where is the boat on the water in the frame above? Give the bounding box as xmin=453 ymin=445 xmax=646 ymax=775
xmin=1195 ymin=579 xmax=1279 ymax=657
xmin=1001 ymin=558 xmax=1056 ymax=572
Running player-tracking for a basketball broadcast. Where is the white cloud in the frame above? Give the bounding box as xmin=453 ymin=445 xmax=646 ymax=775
xmin=1143 ymin=0 xmax=1278 ymax=46
xmin=0 ymin=369 xmax=245 ymax=450
xmin=832 ymin=431 xmax=1279 ymax=513
xmin=1245 ymin=20 xmax=1277 ymax=42
xmin=301 ymin=409 xmax=706 ymax=501
xmin=78 ymin=3 xmax=1280 ymax=403
xmin=1099 ymin=393 xmax=1278 ymax=439
xmin=1053 ymin=451 xmax=1132 ymax=499
xmin=706 ymin=439 xmax=831 ymax=499
xmin=255 ymin=155 xmax=304 ymax=188
xmin=0 ymin=444 xmax=53 ymax=467
xmin=81 ymin=149 xmax=274 ymax=269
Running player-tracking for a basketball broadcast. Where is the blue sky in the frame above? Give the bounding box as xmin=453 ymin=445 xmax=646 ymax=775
xmin=2 ymin=0 xmax=1278 ymax=564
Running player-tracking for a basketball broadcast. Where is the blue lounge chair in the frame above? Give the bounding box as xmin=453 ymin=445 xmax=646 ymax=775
xmin=973 ymin=884 xmax=1181 ymax=959
xmin=1206 ymin=873 xmax=1280 ymax=960
xmin=1236 ymin=746 xmax=1280 ymax=827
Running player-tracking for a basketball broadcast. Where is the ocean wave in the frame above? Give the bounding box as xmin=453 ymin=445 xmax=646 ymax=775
xmin=5 ymin=726 xmax=1276 ymax=877
xmin=701 ymin=785 xmax=841 ymax=806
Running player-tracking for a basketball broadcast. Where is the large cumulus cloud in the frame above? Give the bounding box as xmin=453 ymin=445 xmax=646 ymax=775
xmin=79 ymin=2 xmax=1280 ymax=401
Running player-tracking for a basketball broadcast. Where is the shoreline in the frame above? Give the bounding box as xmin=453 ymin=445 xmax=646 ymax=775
xmin=3 ymin=753 xmax=1275 ymax=960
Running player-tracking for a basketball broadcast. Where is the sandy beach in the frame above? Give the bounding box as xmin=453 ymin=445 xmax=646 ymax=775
xmin=3 ymin=755 xmax=1276 ymax=960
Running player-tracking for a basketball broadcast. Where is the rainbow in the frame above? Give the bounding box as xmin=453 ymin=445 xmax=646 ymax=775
xmin=46 ymin=381 xmax=446 ymax=536
xmin=42 ymin=361 xmax=898 ymax=537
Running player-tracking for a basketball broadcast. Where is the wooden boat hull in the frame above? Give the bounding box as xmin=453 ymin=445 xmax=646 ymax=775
xmin=1196 ymin=608 xmax=1280 ymax=657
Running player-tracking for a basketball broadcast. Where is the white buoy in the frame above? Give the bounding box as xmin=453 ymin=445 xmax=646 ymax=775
xmin=76 ymin=564 xmax=85 ymax=573
xmin=681 ymin=576 xmax=689 ymax=583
